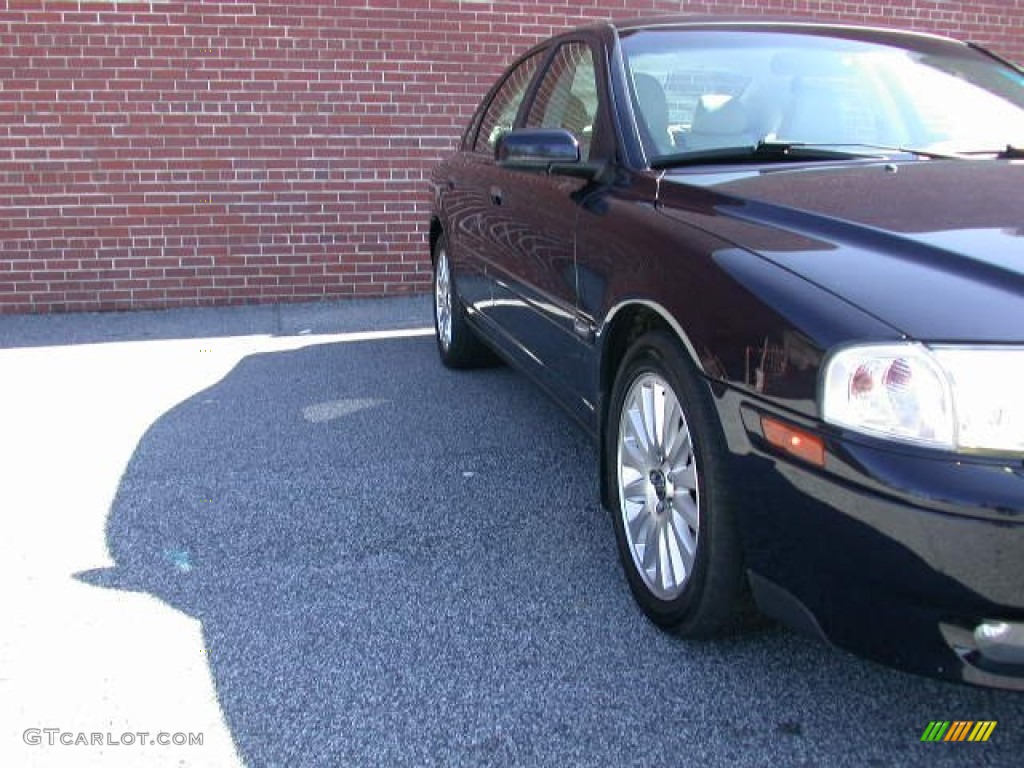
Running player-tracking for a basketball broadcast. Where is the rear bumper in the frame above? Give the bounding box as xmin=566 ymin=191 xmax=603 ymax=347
xmin=726 ymin=396 xmax=1024 ymax=689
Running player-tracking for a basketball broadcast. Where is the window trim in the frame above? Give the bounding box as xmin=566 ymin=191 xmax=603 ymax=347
xmin=467 ymin=45 xmax=549 ymax=155
xmin=519 ymin=35 xmax=614 ymax=163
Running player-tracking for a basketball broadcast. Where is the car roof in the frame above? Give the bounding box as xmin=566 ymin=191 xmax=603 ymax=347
xmin=571 ymin=15 xmax=960 ymax=48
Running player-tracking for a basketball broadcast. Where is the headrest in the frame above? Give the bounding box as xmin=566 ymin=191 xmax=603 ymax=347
xmin=691 ymin=95 xmax=749 ymax=135
xmin=634 ymin=73 xmax=667 ymax=114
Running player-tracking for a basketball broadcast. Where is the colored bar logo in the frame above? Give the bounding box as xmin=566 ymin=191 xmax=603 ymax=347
xmin=921 ymin=721 xmax=997 ymax=742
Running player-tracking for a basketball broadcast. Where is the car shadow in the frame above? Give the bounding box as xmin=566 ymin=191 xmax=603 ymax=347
xmin=75 ymin=334 xmax=1024 ymax=766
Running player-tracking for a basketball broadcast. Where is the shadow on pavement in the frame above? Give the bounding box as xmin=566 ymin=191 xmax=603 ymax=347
xmin=75 ymin=334 xmax=1024 ymax=767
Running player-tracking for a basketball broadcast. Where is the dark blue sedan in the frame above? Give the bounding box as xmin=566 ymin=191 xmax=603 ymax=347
xmin=428 ymin=17 xmax=1024 ymax=689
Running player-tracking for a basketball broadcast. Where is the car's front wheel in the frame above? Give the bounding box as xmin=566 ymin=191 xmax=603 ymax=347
xmin=606 ymin=330 xmax=747 ymax=637
xmin=432 ymin=234 xmax=494 ymax=369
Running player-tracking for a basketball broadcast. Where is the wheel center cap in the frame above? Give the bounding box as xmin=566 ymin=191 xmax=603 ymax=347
xmin=649 ymin=469 xmax=668 ymax=502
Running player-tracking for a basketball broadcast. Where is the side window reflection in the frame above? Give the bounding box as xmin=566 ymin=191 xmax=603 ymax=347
xmin=526 ymin=43 xmax=599 ymax=160
xmin=475 ymin=52 xmax=543 ymax=154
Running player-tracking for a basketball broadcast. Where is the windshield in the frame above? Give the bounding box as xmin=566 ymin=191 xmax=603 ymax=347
xmin=620 ymin=28 xmax=1024 ymax=163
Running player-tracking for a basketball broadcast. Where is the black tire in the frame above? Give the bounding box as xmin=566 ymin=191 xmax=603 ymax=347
xmin=432 ymin=234 xmax=496 ymax=369
xmin=605 ymin=330 xmax=747 ymax=637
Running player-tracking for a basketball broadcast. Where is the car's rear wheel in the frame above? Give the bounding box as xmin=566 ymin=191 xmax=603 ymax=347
xmin=433 ymin=234 xmax=494 ymax=369
xmin=607 ymin=330 xmax=746 ymax=637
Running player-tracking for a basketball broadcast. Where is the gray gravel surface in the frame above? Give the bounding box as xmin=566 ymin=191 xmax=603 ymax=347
xmin=3 ymin=297 xmax=1023 ymax=767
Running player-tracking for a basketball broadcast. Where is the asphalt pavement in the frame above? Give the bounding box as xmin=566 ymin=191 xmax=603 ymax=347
xmin=1 ymin=297 xmax=1022 ymax=767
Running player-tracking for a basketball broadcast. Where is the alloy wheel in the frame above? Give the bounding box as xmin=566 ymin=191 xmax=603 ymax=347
xmin=434 ymin=247 xmax=452 ymax=351
xmin=617 ymin=372 xmax=700 ymax=600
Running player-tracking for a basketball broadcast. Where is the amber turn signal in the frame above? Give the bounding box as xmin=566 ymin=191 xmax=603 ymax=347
xmin=761 ymin=416 xmax=826 ymax=467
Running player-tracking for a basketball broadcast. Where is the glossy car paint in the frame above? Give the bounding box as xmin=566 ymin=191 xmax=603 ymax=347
xmin=429 ymin=18 xmax=1024 ymax=688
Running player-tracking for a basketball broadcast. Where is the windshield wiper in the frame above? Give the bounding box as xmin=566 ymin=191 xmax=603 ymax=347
xmin=650 ymin=139 xmax=961 ymax=169
xmin=802 ymin=143 xmax=961 ymax=160
xmin=650 ymin=140 xmax=866 ymax=169
xmin=955 ymin=144 xmax=1024 ymax=159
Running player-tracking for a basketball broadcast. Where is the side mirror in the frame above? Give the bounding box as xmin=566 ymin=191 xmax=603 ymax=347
xmin=496 ymin=128 xmax=581 ymax=171
xmin=496 ymin=128 xmax=611 ymax=182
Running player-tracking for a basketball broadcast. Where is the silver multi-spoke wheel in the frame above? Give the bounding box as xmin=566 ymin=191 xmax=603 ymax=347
xmin=431 ymin=233 xmax=493 ymax=369
xmin=609 ymin=332 xmax=745 ymax=634
xmin=617 ymin=372 xmax=699 ymax=600
xmin=434 ymin=246 xmax=453 ymax=352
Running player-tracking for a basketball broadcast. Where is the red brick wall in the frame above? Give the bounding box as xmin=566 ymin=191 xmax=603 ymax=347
xmin=2 ymin=1 xmax=1022 ymax=313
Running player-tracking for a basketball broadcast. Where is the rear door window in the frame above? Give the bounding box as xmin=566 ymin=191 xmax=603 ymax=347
xmin=473 ymin=51 xmax=544 ymax=154
xmin=525 ymin=42 xmax=599 ymax=160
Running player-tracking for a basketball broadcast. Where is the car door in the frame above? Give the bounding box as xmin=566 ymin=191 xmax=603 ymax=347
xmin=485 ymin=39 xmax=605 ymax=420
xmin=439 ymin=49 xmax=546 ymax=318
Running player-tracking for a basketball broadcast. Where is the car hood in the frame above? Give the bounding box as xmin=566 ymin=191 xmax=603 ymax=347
xmin=663 ymin=160 xmax=1024 ymax=343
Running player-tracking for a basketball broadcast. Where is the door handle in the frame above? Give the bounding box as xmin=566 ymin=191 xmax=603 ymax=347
xmin=489 ymin=186 xmax=503 ymax=206
xmin=573 ymin=316 xmax=595 ymax=342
